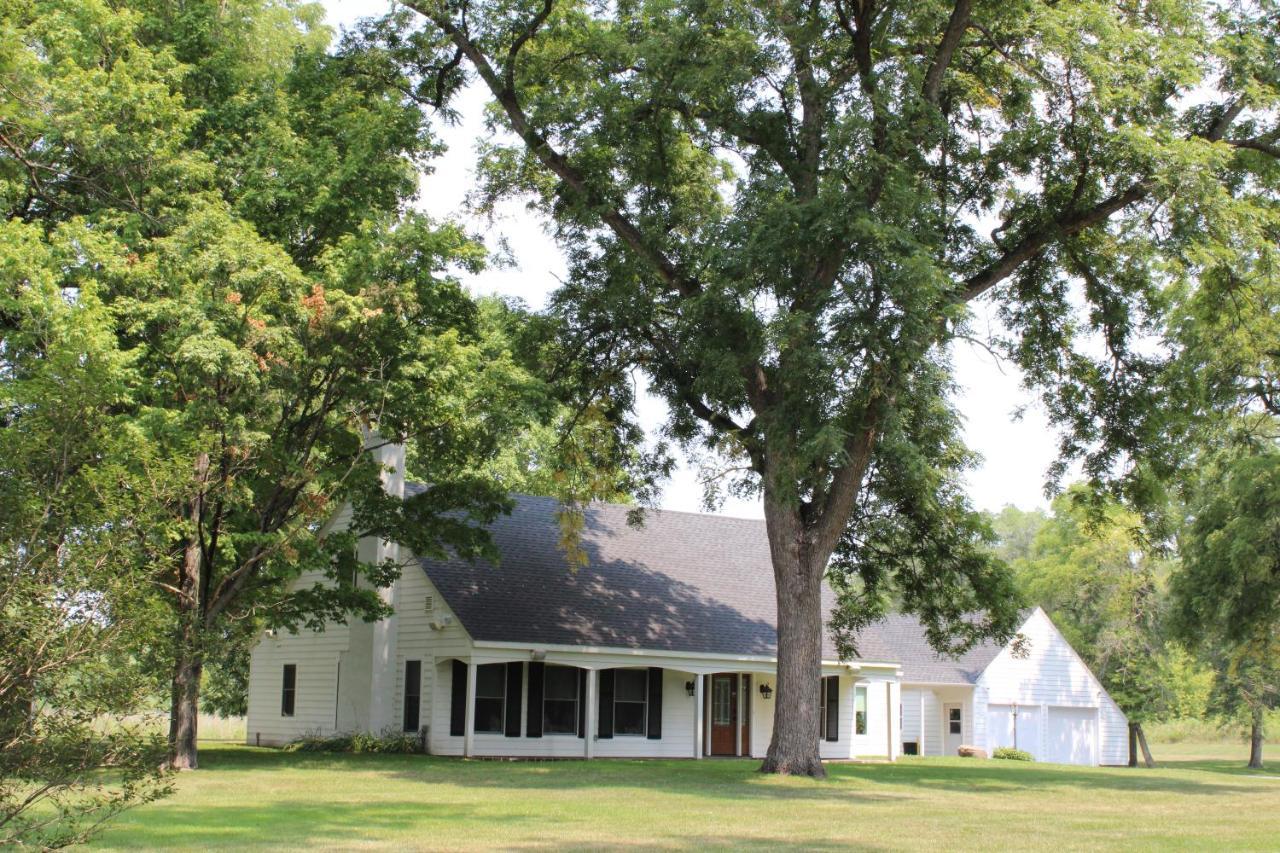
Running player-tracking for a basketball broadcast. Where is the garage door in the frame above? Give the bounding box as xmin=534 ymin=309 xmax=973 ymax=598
xmin=986 ymin=704 xmax=1042 ymax=758
xmin=1045 ymin=706 xmax=1098 ymax=765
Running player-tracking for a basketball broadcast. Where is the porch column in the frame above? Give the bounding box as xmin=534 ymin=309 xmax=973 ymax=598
xmin=463 ymin=660 xmax=477 ymax=758
xmin=919 ymin=691 xmax=926 ymax=756
xmin=693 ymin=673 xmax=705 ymax=760
xmin=735 ymin=674 xmax=744 ymax=757
xmin=585 ymin=668 xmax=598 ymax=759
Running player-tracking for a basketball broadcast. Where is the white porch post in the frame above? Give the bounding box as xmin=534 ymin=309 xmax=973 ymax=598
xmin=735 ymin=674 xmax=744 ymax=757
xmin=919 ymin=691 xmax=926 ymax=755
xmin=693 ymin=674 xmax=705 ymax=759
xmin=463 ymin=660 xmax=477 ymax=758
xmin=585 ymin=668 xmax=598 ymax=759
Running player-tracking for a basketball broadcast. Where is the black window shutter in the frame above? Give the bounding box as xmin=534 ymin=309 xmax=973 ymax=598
xmin=450 ymin=660 xmax=466 ymax=737
xmin=825 ymin=677 xmax=840 ymax=742
xmin=647 ymin=667 xmax=663 ymax=740
xmin=576 ymin=668 xmax=587 ymax=738
xmin=504 ymin=662 xmax=523 ymax=737
xmin=597 ymin=669 xmax=615 ymax=738
xmin=526 ymin=662 xmax=544 ymax=738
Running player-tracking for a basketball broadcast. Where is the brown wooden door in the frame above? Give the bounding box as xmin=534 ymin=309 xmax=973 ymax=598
xmin=709 ymin=674 xmax=737 ymax=755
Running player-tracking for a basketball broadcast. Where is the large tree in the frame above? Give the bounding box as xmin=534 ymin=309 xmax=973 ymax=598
xmin=2 ymin=0 xmax=582 ymax=772
xmin=379 ymin=0 xmax=1280 ymax=774
xmin=1172 ymin=441 xmax=1280 ymax=767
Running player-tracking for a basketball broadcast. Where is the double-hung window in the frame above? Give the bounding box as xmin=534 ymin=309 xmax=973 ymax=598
xmin=613 ymin=669 xmax=647 ymax=736
xmin=543 ymin=665 xmax=579 ymax=734
xmin=474 ymin=663 xmax=506 ymax=734
xmin=854 ymin=685 xmax=868 ymax=735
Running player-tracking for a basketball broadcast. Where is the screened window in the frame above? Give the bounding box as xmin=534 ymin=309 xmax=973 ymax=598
xmin=854 ymin=685 xmax=868 ymax=735
xmin=614 ymin=669 xmax=648 ymax=736
xmin=543 ymin=665 xmax=579 ymax=734
xmin=474 ymin=663 xmax=506 ymax=734
xmin=281 ymin=664 xmax=296 ymax=717
xmin=949 ymin=706 xmax=962 ymax=735
xmin=403 ymin=660 xmax=421 ymax=733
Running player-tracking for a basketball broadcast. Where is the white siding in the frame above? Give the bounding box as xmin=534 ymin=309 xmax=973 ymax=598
xmin=901 ymin=688 xmax=922 ymax=749
xmin=977 ymin=608 xmax=1128 ymax=765
xmin=393 ymin=565 xmax=471 ymax=744
xmin=246 ymin=569 xmax=353 ymax=746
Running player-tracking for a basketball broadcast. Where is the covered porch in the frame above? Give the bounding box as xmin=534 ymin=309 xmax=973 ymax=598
xmin=900 ymin=684 xmax=976 ymax=757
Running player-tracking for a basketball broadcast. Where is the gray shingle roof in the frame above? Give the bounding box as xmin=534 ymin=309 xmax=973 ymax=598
xmin=868 ymin=613 xmax=1006 ymax=684
xmin=413 ymin=490 xmax=1006 ymax=682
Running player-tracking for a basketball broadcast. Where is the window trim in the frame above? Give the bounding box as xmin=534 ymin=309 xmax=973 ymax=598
xmin=281 ymin=663 xmax=296 ymax=717
xmin=612 ymin=668 xmax=648 ymax=737
xmin=542 ymin=664 xmax=579 ymax=735
xmin=473 ymin=663 xmax=507 ymax=735
xmin=854 ymin=684 xmax=868 ymax=736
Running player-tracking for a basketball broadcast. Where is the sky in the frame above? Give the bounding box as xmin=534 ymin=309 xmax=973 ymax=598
xmin=319 ymin=0 xmax=1061 ymax=518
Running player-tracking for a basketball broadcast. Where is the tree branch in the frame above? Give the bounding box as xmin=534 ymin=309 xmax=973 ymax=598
xmin=922 ymin=0 xmax=972 ymax=105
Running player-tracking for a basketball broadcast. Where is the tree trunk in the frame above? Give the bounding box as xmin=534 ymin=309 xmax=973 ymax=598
xmin=1136 ymin=722 xmax=1155 ymax=768
xmin=1249 ymin=706 xmax=1264 ymax=770
xmin=759 ymin=490 xmax=826 ymax=778
xmin=168 ymin=453 xmax=208 ymax=770
xmin=1128 ymin=722 xmax=1138 ymax=767
xmin=168 ymin=644 xmax=203 ymax=770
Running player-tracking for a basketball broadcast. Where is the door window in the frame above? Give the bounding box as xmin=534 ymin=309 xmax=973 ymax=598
xmin=712 ymin=677 xmax=732 ymax=725
xmin=949 ymin=707 xmax=962 ymax=735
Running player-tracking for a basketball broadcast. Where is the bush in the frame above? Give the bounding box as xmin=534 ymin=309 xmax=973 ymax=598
xmin=284 ymin=730 xmax=420 ymax=754
xmin=993 ymin=747 xmax=1034 ymax=761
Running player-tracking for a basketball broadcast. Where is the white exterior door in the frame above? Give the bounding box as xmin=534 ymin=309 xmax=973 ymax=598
xmin=1046 ymin=706 xmax=1098 ymax=765
xmin=943 ymin=703 xmax=963 ymax=755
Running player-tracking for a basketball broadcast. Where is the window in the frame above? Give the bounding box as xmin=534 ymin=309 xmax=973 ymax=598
xmin=281 ymin=664 xmax=296 ymax=717
xmin=818 ymin=676 xmax=838 ymax=740
xmin=949 ymin=706 xmax=962 ymax=735
xmin=613 ymin=669 xmax=648 ymax=736
xmin=854 ymin=685 xmax=868 ymax=735
xmin=403 ymin=660 xmax=421 ymax=733
xmin=712 ymin=676 xmax=733 ymax=725
xmin=474 ymin=663 xmax=506 ymax=733
xmin=543 ymin=665 xmax=579 ymax=734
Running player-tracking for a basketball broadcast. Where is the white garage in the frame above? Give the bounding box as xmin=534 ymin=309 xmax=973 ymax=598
xmin=1045 ymin=706 xmax=1098 ymax=765
xmin=894 ymin=609 xmax=1129 ymax=766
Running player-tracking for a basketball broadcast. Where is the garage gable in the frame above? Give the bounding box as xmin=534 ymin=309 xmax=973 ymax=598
xmin=976 ymin=608 xmax=1129 ymax=765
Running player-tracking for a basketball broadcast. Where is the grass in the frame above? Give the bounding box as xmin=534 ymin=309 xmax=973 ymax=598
xmin=89 ymin=741 xmax=1280 ymax=851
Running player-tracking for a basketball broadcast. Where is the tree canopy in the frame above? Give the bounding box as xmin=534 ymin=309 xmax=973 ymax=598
xmin=380 ymin=0 xmax=1280 ymax=773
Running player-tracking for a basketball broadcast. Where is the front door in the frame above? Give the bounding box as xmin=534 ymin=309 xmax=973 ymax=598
xmin=943 ymin=703 xmax=964 ymax=756
xmin=709 ymin=674 xmax=737 ymax=755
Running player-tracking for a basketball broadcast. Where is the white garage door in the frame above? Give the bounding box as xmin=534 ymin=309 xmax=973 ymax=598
xmin=986 ymin=704 xmax=1042 ymax=758
xmin=1045 ymin=706 xmax=1098 ymax=765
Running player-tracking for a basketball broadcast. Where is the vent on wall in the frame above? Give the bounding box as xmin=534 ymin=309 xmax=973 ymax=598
xmin=423 ymin=594 xmax=434 ymax=616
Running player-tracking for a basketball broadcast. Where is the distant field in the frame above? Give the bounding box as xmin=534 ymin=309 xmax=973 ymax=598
xmin=90 ymin=739 xmax=1280 ymax=851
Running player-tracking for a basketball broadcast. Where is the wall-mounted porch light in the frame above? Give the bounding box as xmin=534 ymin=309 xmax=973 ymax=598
xmin=759 ymin=682 xmax=773 ymax=700
xmin=685 ymin=680 xmax=696 ymax=697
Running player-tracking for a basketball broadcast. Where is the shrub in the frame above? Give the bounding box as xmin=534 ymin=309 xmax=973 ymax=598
xmin=993 ymin=747 xmax=1034 ymax=761
xmin=284 ymin=730 xmax=420 ymax=754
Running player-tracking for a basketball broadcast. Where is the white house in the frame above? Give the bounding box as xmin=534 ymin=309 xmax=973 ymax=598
xmin=246 ymin=446 xmax=1127 ymax=765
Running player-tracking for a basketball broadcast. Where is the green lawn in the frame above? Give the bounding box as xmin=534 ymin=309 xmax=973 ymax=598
xmin=91 ymin=743 xmax=1280 ymax=851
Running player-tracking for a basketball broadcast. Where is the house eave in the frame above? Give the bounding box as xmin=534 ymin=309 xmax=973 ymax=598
xmin=467 ymin=638 xmax=900 ymax=672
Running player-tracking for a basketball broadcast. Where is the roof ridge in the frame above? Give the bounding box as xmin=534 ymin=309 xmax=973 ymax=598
xmin=406 ymin=481 xmax=768 ymax=525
